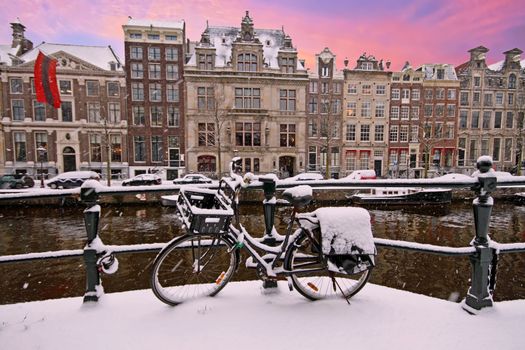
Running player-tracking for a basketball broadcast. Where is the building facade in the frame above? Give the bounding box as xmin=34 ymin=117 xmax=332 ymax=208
xmin=1 ymin=21 xmax=127 ymax=179
xmin=306 ymin=48 xmax=344 ymax=178
xmin=122 ymin=19 xmax=186 ymax=180
xmin=184 ymin=12 xmax=308 ymax=178
xmin=456 ymin=46 xmax=525 ymax=173
xmin=343 ymin=54 xmax=390 ymax=177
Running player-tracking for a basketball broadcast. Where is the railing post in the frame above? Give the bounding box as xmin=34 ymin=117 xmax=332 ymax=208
xmin=260 ymin=176 xmax=278 ymax=244
xmin=463 ymin=157 xmax=497 ymax=313
xmin=81 ymin=184 xmax=102 ymax=302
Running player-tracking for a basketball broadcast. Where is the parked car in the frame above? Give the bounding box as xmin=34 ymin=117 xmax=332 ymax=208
xmin=173 ymin=174 xmax=213 ymax=185
xmin=0 ymin=174 xmax=35 ymax=189
xmin=122 ymin=174 xmax=162 ymax=186
xmin=286 ymin=172 xmax=324 ymax=181
xmin=47 ymin=171 xmax=100 ymax=189
xmin=342 ymin=169 xmax=377 ymax=180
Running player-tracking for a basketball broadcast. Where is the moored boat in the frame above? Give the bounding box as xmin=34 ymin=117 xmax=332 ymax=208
xmin=514 ymin=192 xmax=525 ymax=205
xmin=348 ymin=187 xmax=452 ymax=207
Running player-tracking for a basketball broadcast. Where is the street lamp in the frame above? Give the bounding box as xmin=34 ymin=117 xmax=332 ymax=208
xmin=36 ymin=146 xmax=46 ymax=188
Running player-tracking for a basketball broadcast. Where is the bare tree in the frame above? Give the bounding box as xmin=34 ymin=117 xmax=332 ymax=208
xmin=515 ymin=87 xmax=525 ymax=175
xmin=420 ymin=121 xmax=446 ymax=178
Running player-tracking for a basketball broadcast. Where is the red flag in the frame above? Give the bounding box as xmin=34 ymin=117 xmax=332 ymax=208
xmin=34 ymin=51 xmax=61 ymax=108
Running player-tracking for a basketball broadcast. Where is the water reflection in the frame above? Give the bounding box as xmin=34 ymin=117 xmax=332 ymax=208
xmin=0 ymin=201 xmax=524 ymax=305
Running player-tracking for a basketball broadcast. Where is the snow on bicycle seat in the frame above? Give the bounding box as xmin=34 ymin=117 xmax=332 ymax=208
xmin=282 ymin=185 xmax=313 ymax=208
xmin=315 ymin=207 xmax=375 ymax=255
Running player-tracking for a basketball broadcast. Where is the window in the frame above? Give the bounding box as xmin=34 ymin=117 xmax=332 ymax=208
xmin=166 ymin=64 xmax=179 ymax=80
xmin=469 ymin=140 xmax=478 ymax=163
xmin=410 ymin=126 xmax=419 ymax=142
xmin=198 ymin=54 xmax=213 ymax=70
xmin=411 ymin=106 xmax=419 ymax=120
xmin=424 ymin=104 xmax=433 ymax=117
xmin=59 ymin=80 xmax=72 ymax=95
xmin=508 ymin=93 xmax=514 ymax=106
xmin=166 ymin=84 xmax=179 ymax=102
xmin=168 ymin=136 xmax=181 ymax=167
xmin=482 ymin=111 xmax=491 ymax=129
xmin=374 ymin=125 xmax=384 ymax=142
xmin=434 ymin=123 xmax=443 ymax=138
xmin=235 ymin=122 xmax=261 ymax=146
xmin=148 ymin=47 xmax=161 ymax=60
xmin=360 ymin=125 xmax=370 ymax=141
xmin=321 ymin=66 xmax=329 ymax=77
xmin=308 ymin=146 xmax=317 ymax=170
xmin=237 ymin=53 xmax=257 ymax=72
xmin=436 ymin=88 xmax=445 ymax=100
xmin=14 ymin=132 xmax=27 ymax=161
xmin=376 ymin=85 xmax=386 ymax=95
xmin=110 ymin=134 xmax=122 ymax=162
xmin=412 ymin=89 xmax=420 ymax=100
xmin=473 ymin=92 xmax=480 ymax=103
xmin=447 ymin=89 xmax=456 ymax=100
xmin=332 ymin=99 xmax=341 ymax=114
xmin=362 ymin=85 xmax=371 ymax=95
xmin=346 ymin=124 xmax=356 ymax=141
xmin=460 ymin=92 xmax=469 ymax=106
xmin=134 ymin=136 xmax=146 ymax=162
xmin=107 ymin=82 xmax=120 ymax=97
xmin=149 ymin=64 xmax=161 ymax=79
xmin=131 ymin=63 xmax=144 ymax=79
xmin=435 ymin=104 xmax=444 ymax=117
xmin=167 ymin=106 xmax=179 ymax=127
xmin=333 ymin=82 xmax=342 ymax=94
xmin=506 ymin=112 xmax=513 ymax=128
xmin=391 ymin=89 xmax=400 ymax=100
xmin=308 ymin=119 xmax=318 ymax=137
xmin=198 ymin=87 xmax=215 ymax=111
xmin=151 ymin=136 xmax=163 ymax=162
xmin=494 ymin=111 xmax=502 ymax=128
xmin=347 ymin=102 xmax=356 ymax=116
xmin=130 ymin=32 xmax=142 ymax=39
xmin=390 ymin=106 xmax=399 ymax=119
xmin=359 ymin=61 xmax=373 ymax=70
xmin=61 ymin=101 xmax=73 ymax=122
xmin=198 ymin=123 xmax=215 ymax=146
xmin=89 ymin=134 xmax=101 ymax=162
xmin=108 ymin=102 xmax=121 ymax=123
xmin=459 ymin=110 xmax=468 ymax=129
xmin=280 ymin=124 xmax=296 ymax=147
xmin=401 ymin=106 xmax=409 ymax=120
xmin=320 ymin=99 xmax=329 ymax=114
xmin=33 ymin=101 xmax=45 ymax=121
xmin=280 ymin=90 xmax=296 ymax=111
xmin=436 ymin=68 xmax=445 ymax=80
xmin=474 ymin=76 xmax=481 ymax=87
xmin=471 ymin=111 xmax=480 ymax=128
xmin=321 ymin=82 xmax=329 ymax=94
xmin=508 ymin=74 xmax=516 ymax=89
xmin=308 ymin=97 xmax=317 ymax=114
xmin=331 ymin=147 xmax=340 ymax=167
xmin=12 ymin=99 xmax=25 ymax=120
xmin=504 ymin=138 xmax=513 ymax=161
xmin=458 ymin=138 xmax=466 ymax=166
xmin=10 ymin=78 xmax=23 ymax=94
xmin=481 ymin=139 xmax=489 ymax=156
xmin=130 ymin=46 xmax=143 ymax=59
xmin=425 ymin=89 xmax=433 ymax=100
xmin=492 ymin=138 xmax=501 ymax=161
xmin=35 ymin=132 xmax=48 ymax=162
xmin=133 ymin=106 xmax=145 ymax=125
xmin=446 ymin=104 xmax=455 ymax=117
xmin=483 ymin=93 xmax=493 ymax=107
xmin=495 ymin=92 xmax=503 ymax=105
xmin=165 ymin=34 xmax=177 ymax=41
xmin=389 ymin=125 xmax=398 ymax=142
xmin=149 ymin=83 xmax=162 ymax=102
xmin=347 ymin=84 xmax=357 ymax=94
xmin=166 ymin=47 xmax=178 ymax=61
xmin=309 ymin=81 xmax=318 ymax=93
xmin=86 ymin=81 xmax=99 ymax=96
xmin=87 ymin=102 xmax=100 ymax=123
xmin=360 ymin=152 xmax=369 ymax=169
xmin=150 ymin=106 xmax=163 ymax=126
xmin=281 ymin=57 xmax=295 ymax=73
xmin=375 ymin=102 xmax=385 ymax=118
xmin=235 ymin=88 xmax=260 ymax=109
xmin=402 ymin=89 xmax=410 ymax=100
xmin=361 ymin=101 xmax=371 ymax=117
xmin=346 ymin=151 xmax=356 ymax=171
xmin=445 ymin=123 xmax=454 ymax=139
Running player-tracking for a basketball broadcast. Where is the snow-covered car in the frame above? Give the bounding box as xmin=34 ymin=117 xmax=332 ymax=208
xmin=0 ymin=174 xmax=35 ymax=189
xmin=286 ymin=172 xmax=324 ymax=181
xmin=341 ymin=169 xmax=377 ymax=180
xmin=122 ymin=174 xmax=162 ymax=186
xmin=47 ymin=171 xmax=100 ymax=189
xmin=173 ymin=174 xmax=213 ymax=185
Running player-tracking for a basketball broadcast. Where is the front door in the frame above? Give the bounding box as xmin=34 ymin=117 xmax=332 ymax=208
xmin=279 ymin=156 xmax=295 ymax=178
xmin=63 ymin=147 xmax=76 ymax=172
xmin=374 ymin=160 xmax=382 ymax=177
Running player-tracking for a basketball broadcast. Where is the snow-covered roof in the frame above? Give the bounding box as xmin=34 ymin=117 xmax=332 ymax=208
xmin=126 ymin=18 xmax=184 ymax=30
xmin=18 ymin=42 xmax=123 ymax=71
xmin=488 ymin=59 xmax=525 ymax=71
xmin=188 ymin=26 xmax=304 ymax=71
xmin=418 ymin=64 xmax=458 ymax=80
xmin=0 ymin=44 xmax=19 ymax=66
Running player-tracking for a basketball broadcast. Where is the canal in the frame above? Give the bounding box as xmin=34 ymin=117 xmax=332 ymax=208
xmin=1 ymin=201 xmax=524 ymax=305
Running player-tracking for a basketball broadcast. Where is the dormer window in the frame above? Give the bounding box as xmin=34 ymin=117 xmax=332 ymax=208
xmin=266 ymin=40 xmax=271 ymax=46
xmin=436 ymin=68 xmax=445 ymax=80
xmin=148 ymin=33 xmax=160 ymax=40
xmin=509 ymin=74 xmax=516 ymax=89
xmin=237 ymin=53 xmax=257 ymax=72
xmin=281 ymin=57 xmax=295 ymax=73
xmin=130 ymin=33 xmax=142 ymax=39
xmin=321 ymin=66 xmax=329 ymax=77
xmin=198 ymin=54 xmax=214 ymax=70
xmin=360 ymin=62 xmax=372 ymax=70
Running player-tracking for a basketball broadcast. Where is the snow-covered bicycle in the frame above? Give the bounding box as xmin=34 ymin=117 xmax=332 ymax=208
xmin=151 ymin=158 xmax=376 ymax=306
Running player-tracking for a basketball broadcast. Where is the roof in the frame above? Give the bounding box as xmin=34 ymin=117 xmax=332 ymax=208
xmin=18 ymin=42 xmax=123 ymax=71
xmin=188 ymin=26 xmax=305 ymax=71
xmin=488 ymin=59 xmax=525 ymax=71
xmin=125 ymin=18 xmax=184 ymax=30
xmin=0 ymin=44 xmax=20 ymax=66
xmin=418 ymin=63 xmax=458 ymax=80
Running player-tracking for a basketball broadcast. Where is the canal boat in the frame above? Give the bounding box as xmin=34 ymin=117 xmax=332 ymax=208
xmin=348 ymin=187 xmax=452 ymax=207
xmin=514 ymin=192 xmax=525 ymax=205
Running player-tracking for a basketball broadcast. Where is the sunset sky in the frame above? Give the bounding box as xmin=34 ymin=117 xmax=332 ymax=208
xmin=1 ymin=0 xmax=524 ymax=70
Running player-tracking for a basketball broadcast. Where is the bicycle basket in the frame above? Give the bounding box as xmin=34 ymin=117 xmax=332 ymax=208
xmin=176 ymin=187 xmax=234 ymax=235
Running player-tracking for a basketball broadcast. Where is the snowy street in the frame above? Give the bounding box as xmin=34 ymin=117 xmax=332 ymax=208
xmin=1 ymin=281 xmax=523 ymax=350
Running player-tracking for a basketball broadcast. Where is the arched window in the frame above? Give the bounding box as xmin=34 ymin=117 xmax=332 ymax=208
xmin=197 ymin=155 xmax=216 ymax=173
xmin=508 ymin=74 xmax=516 ymax=89
xmin=237 ymin=53 xmax=257 ymax=72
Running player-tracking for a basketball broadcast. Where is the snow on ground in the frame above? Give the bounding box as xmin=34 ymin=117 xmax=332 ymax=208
xmin=1 ymin=281 xmax=523 ymax=350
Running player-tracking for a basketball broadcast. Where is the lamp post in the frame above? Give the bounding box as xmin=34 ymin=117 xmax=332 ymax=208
xmin=36 ymin=146 xmax=46 ymax=188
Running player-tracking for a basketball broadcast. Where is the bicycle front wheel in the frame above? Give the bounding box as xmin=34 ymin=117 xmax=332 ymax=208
xmin=151 ymin=234 xmax=238 ymax=306
xmin=285 ymin=231 xmax=372 ymax=301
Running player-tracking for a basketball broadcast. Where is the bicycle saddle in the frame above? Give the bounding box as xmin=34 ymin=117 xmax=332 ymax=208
xmin=282 ymin=185 xmax=313 ymax=208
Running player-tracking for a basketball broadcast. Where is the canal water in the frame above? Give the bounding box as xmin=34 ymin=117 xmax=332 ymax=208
xmin=1 ymin=201 xmax=524 ymax=305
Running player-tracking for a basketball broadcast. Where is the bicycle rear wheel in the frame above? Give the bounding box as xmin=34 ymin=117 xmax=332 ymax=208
xmin=285 ymin=231 xmax=372 ymax=301
xmin=151 ymin=234 xmax=238 ymax=306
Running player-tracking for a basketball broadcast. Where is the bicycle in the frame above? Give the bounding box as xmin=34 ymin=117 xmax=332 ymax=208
xmin=151 ymin=158 xmax=376 ymax=306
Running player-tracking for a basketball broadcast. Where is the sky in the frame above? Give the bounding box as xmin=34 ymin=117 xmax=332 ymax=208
xmin=1 ymin=0 xmax=524 ymax=70
xmin=1 ymin=281 xmax=524 ymax=349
